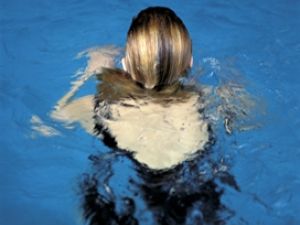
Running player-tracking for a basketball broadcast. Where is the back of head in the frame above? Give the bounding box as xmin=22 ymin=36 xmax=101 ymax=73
xmin=124 ymin=7 xmax=192 ymax=89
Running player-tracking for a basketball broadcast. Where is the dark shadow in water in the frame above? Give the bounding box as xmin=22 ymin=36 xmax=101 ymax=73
xmin=79 ymin=147 xmax=238 ymax=225
xmin=80 ymin=173 xmax=138 ymax=225
xmin=136 ymin=168 xmax=224 ymax=225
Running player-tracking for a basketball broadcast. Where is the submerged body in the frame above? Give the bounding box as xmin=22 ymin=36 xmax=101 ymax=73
xmin=52 ymin=68 xmax=211 ymax=170
xmin=96 ymin=96 xmax=209 ymax=169
xmin=48 ymin=7 xmax=256 ymax=224
xmin=93 ymin=69 xmax=211 ymax=170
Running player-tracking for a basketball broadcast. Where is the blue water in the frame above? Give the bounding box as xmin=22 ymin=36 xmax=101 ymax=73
xmin=1 ymin=0 xmax=300 ymax=225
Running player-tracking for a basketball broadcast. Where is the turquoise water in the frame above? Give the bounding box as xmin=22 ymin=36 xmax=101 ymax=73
xmin=1 ymin=0 xmax=300 ymax=224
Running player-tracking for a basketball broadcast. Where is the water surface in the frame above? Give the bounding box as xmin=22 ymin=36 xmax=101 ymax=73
xmin=1 ymin=0 xmax=300 ymax=224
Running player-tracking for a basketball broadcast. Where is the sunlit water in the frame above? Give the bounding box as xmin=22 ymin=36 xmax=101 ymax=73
xmin=1 ymin=0 xmax=300 ymax=225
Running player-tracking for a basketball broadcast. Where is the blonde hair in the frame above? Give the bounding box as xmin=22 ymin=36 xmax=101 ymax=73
xmin=124 ymin=7 xmax=192 ymax=89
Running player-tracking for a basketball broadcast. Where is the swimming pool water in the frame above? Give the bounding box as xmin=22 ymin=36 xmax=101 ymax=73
xmin=1 ymin=0 xmax=300 ymax=224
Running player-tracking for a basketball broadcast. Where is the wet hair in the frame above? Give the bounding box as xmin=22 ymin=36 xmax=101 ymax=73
xmin=124 ymin=7 xmax=192 ymax=89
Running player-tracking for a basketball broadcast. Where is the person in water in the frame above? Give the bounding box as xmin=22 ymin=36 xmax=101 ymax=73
xmin=52 ymin=6 xmax=211 ymax=170
xmin=52 ymin=7 xmax=231 ymax=224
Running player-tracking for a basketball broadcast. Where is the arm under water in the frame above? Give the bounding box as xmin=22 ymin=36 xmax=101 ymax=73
xmin=49 ymin=46 xmax=121 ymax=135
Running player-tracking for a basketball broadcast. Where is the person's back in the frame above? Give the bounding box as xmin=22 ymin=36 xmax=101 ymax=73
xmin=94 ymin=68 xmax=210 ymax=169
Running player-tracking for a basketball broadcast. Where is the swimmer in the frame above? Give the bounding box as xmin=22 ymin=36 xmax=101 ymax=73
xmin=52 ymin=7 xmax=212 ymax=170
xmin=48 ymin=7 xmax=247 ymax=225
xmin=48 ymin=7 xmax=260 ymax=224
